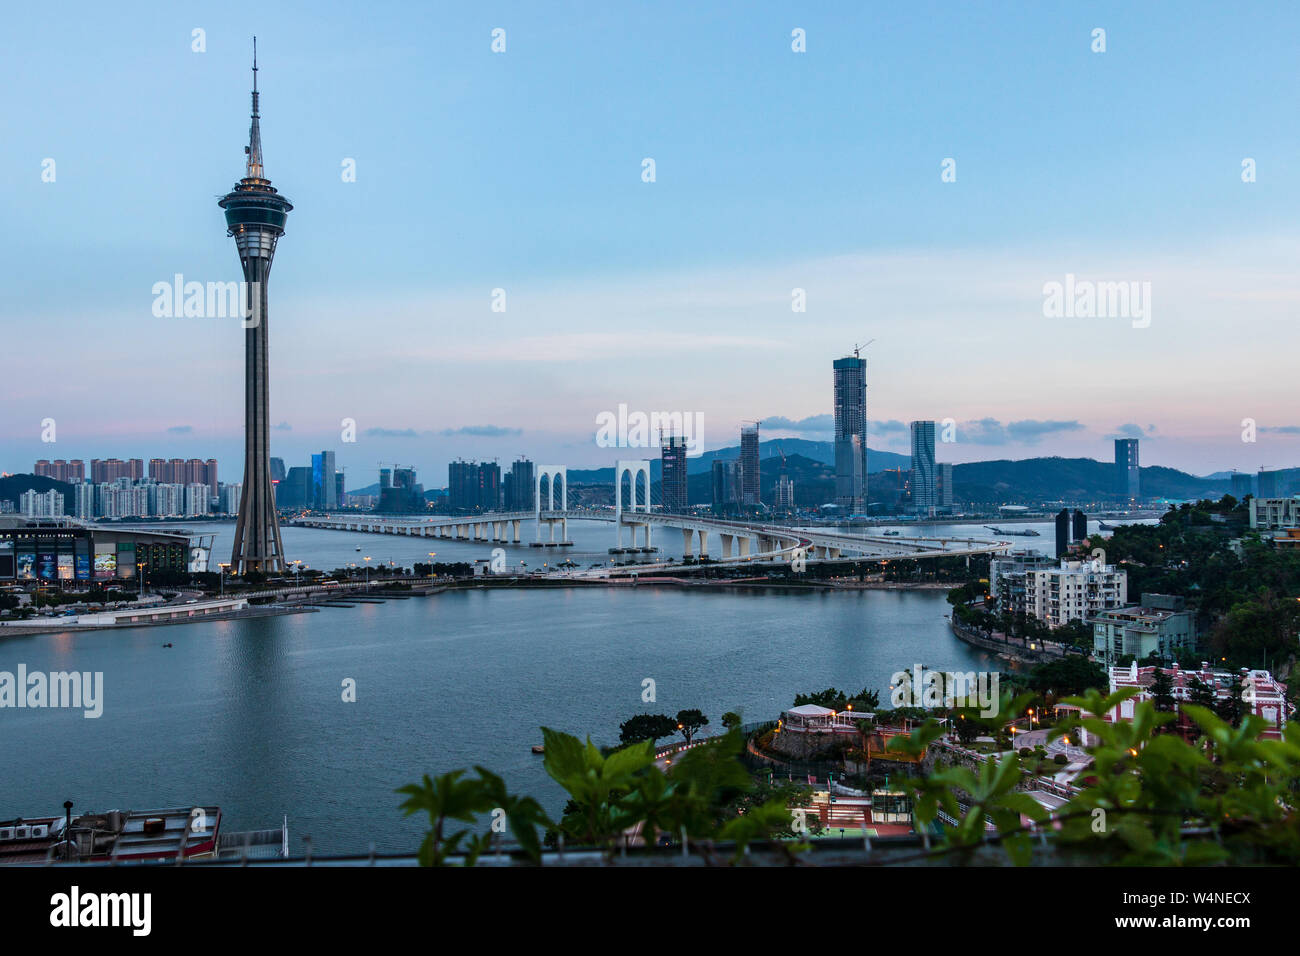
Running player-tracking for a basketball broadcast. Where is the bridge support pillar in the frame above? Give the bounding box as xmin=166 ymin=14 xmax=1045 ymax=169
xmin=512 ymin=520 xmax=521 ymax=543
xmin=739 ymin=536 xmax=751 ymax=559
xmin=828 ymin=547 xmax=841 ymax=559
xmin=682 ymin=528 xmax=693 ymax=558
xmin=720 ymin=534 xmax=733 ymax=559
xmin=696 ymin=529 xmax=708 ymax=558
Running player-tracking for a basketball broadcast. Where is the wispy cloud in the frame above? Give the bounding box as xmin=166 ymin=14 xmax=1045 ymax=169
xmin=364 ymin=427 xmax=421 ymax=439
xmin=961 ymin=418 xmax=1086 ymax=446
xmin=441 ymin=425 xmax=522 ymax=437
xmin=1108 ymin=423 xmax=1157 ymax=440
xmin=165 ymin=425 xmax=192 ymax=435
xmin=762 ymin=414 xmax=833 ymax=434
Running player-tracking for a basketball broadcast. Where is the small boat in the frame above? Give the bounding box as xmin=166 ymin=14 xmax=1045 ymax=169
xmin=355 ymin=547 xmax=361 ymax=552
xmin=162 ymin=642 xmax=173 ymax=648
xmin=531 ymin=745 xmax=545 ymax=755
xmin=883 ymin=530 xmax=901 ymax=536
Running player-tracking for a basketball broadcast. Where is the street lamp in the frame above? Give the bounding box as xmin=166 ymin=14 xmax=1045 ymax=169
xmin=218 ymin=562 xmax=229 ymax=597
xmin=363 ymin=556 xmax=371 ymax=586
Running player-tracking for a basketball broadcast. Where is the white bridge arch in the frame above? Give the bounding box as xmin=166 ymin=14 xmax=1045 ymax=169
xmin=614 ymin=459 xmax=652 ymax=550
xmin=534 ymin=464 xmax=569 ymax=545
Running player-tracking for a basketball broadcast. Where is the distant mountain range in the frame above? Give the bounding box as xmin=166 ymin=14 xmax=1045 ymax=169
xmin=0 ymin=449 xmax=1233 ymax=514
xmin=340 ymin=441 xmax=1230 ymax=508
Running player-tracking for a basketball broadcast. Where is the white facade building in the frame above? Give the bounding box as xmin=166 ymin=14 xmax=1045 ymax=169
xmin=19 ymin=489 xmax=64 ymax=517
xmin=184 ymin=483 xmax=210 ymax=516
xmin=1027 ymin=556 xmax=1128 ymax=628
xmin=72 ymin=481 xmax=95 ymax=519
xmin=1249 ymin=497 xmax=1300 ymax=530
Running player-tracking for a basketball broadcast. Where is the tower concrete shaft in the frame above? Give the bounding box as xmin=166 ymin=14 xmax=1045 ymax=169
xmin=219 ymin=39 xmax=291 ymax=574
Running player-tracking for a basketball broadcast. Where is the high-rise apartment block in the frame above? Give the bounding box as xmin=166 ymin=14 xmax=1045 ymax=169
xmin=739 ymin=424 xmax=760 ymax=507
xmin=910 ymin=421 xmax=936 ymax=516
xmin=661 ymin=436 xmax=689 ymax=513
xmin=1114 ymin=438 xmax=1140 ymax=501
xmin=833 ymin=353 xmax=868 ymax=511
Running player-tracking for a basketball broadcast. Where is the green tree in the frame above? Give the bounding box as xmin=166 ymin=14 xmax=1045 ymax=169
xmin=619 ymin=713 xmax=678 ymax=745
xmin=675 ymin=709 xmax=709 ymax=746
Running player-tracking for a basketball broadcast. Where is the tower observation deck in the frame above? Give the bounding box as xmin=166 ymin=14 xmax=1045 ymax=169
xmin=219 ymin=38 xmax=291 ymax=574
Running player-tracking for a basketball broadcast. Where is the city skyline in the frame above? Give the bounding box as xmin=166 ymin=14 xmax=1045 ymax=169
xmin=7 ymin=3 xmax=1300 ymax=481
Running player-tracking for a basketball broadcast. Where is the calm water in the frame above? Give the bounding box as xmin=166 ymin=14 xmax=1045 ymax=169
xmin=1 ymin=525 xmax=995 ymax=853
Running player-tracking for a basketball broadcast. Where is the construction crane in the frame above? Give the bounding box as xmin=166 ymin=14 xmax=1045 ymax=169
xmin=853 ymin=338 xmax=875 ymax=359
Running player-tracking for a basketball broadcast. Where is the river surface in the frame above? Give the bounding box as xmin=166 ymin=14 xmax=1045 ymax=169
xmin=2 ymin=522 xmax=999 ymax=853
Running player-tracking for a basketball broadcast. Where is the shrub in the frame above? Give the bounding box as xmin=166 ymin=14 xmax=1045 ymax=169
xmin=1018 ymin=747 xmax=1032 ymax=757
xmin=1053 ymin=753 xmax=1068 ymax=765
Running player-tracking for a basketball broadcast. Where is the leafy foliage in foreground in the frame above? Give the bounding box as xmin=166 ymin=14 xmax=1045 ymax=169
xmin=401 ymin=689 xmax=1300 ymax=866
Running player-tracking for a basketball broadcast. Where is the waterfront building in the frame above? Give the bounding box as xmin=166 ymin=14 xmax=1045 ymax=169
xmin=378 ymin=466 xmax=426 ymax=513
xmin=739 ymin=424 xmax=760 ymax=507
xmin=311 ymin=451 xmax=338 ymax=510
xmin=1054 ymin=508 xmax=1072 ymax=559
xmin=504 ymin=458 xmax=535 ymax=511
xmin=711 ymin=459 xmax=740 ymax=515
xmin=1089 ymin=594 xmax=1198 ymax=664
xmin=1230 ymin=472 xmax=1254 ymax=500
xmin=220 ymin=44 xmax=291 ymax=573
xmin=989 ymin=550 xmax=1057 ymax=616
xmin=72 ymin=482 xmax=95 ymax=519
xmin=0 ymin=516 xmax=192 ymax=584
xmin=150 ymin=483 xmax=186 ymax=517
xmin=937 ymin=462 xmax=954 ymax=511
xmin=221 ymin=483 xmax=241 ymax=515
xmin=448 ymin=460 xmax=497 ymax=512
xmin=660 ymin=436 xmax=688 ymax=513
xmin=19 ymin=489 xmax=64 ymax=518
xmin=276 ymin=468 xmax=311 ymax=510
xmin=1026 ymin=556 xmax=1128 ymax=628
xmin=833 ymin=353 xmax=868 ymax=511
xmin=910 ymin=421 xmax=936 ymax=516
xmin=1114 ymin=438 xmax=1140 ymax=502
xmin=269 ymin=457 xmax=286 ymax=483
xmin=185 ymin=483 xmax=211 ymax=516
xmin=1072 ymin=509 xmax=1088 ymax=543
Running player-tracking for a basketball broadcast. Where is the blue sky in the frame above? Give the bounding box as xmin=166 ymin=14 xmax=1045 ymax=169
xmin=3 ymin=0 xmax=1300 ymax=485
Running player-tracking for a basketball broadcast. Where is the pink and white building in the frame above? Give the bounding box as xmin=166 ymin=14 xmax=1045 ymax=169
xmin=1080 ymin=661 xmax=1290 ymax=741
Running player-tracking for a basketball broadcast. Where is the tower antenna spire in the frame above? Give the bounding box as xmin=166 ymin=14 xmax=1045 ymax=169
xmin=246 ymin=36 xmax=264 ymax=178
